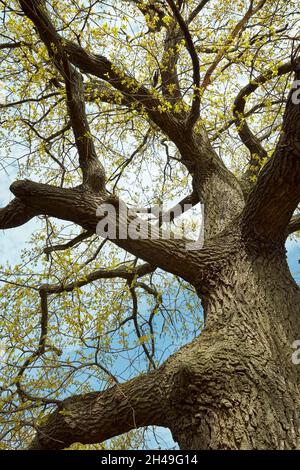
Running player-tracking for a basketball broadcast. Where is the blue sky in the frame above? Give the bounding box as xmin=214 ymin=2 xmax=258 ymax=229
xmin=287 ymin=239 xmax=300 ymax=282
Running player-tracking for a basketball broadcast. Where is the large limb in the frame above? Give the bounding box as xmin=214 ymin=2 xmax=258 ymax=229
xmin=27 ymin=293 xmax=259 ymax=450
xmin=241 ymin=66 xmax=300 ymax=241
xmin=27 ymin=312 xmax=246 ymax=451
xmin=28 ymin=367 xmax=168 ymax=450
xmin=19 ymin=0 xmax=106 ymax=193
xmin=173 ymin=128 xmax=245 ymax=238
xmin=0 ymin=179 xmax=206 ymax=284
xmin=64 ymin=67 xmax=106 ymax=192
xmin=234 ymin=60 xmax=297 ymax=190
xmin=28 ymin=324 xmax=233 ymax=451
xmin=0 ymin=175 xmax=239 ymax=287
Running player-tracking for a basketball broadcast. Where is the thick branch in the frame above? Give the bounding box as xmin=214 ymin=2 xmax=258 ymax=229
xmin=242 ymin=68 xmax=300 ymax=240
xmin=0 ymin=198 xmax=38 ymax=229
xmin=188 ymin=0 xmax=211 ymax=24
xmin=234 ymin=59 xmax=297 ymax=186
xmin=85 ymin=80 xmax=130 ymax=107
xmin=166 ymin=0 xmax=200 ymax=127
xmin=28 ymin=367 xmax=167 ymax=450
xmin=64 ymin=41 xmax=183 ymax=139
xmin=287 ymin=215 xmax=300 ymax=235
xmin=19 ymin=0 xmax=106 ymax=192
xmin=5 ymin=179 xmax=207 ymax=284
xmin=65 ymin=67 xmax=106 ymax=191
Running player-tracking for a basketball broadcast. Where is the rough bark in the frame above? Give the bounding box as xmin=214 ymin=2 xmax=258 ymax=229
xmin=170 ymin=240 xmax=300 ymax=449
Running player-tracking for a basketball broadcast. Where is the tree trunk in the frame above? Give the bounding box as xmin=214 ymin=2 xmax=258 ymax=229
xmin=167 ymin=242 xmax=300 ymax=450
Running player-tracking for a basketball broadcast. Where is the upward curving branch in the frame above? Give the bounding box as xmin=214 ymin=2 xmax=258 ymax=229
xmin=242 ymin=65 xmax=300 ymax=241
xmin=166 ymin=0 xmax=200 ymax=127
xmin=200 ymin=0 xmax=268 ymax=92
xmin=234 ymin=59 xmax=297 ymax=188
xmin=19 ymin=0 xmax=106 ymax=193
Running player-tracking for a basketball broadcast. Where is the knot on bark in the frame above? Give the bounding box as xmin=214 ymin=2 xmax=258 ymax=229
xmin=168 ymin=361 xmax=199 ymax=405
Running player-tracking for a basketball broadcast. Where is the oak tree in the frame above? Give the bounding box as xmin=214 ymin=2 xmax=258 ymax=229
xmin=0 ymin=0 xmax=300 ymax=450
